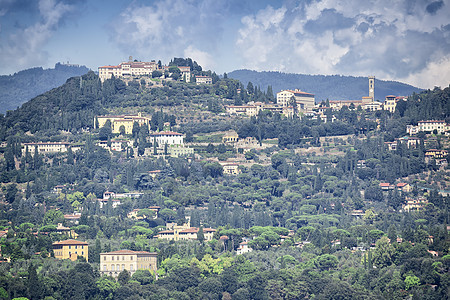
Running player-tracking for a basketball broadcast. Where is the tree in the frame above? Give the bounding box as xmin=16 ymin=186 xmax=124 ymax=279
xmin=118 ymin=269 xmax=131 ymax=285
xmin=372 ymin=236 xmax=395 ymax=268
xmin=405 ymin=275 xmax=420 ymax=290
xmin=197 ymin=226 xmax=205 ymax=243
xmin=119 ymin=125 xmax=126 ymax=136
xmin=152 ymin=70 xmax=162 ymax=78
xmin=27 ymin=263 xmax=43 ymax=300
xmin=96 ymin=277 xmax=120 ymax=299
xmin=99 ymin=119 xmax=112 ymax=140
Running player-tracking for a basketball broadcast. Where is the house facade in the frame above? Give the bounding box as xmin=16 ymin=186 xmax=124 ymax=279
xmin=100 ymin=250 xmax=157 ymax=277
xmin=98 ymin=59 xmax=159 ymax=82
xmin=52 ymin=239 xmax=88 ymax=261
xmin=276 ymin=89 xmax=315 ymax=112
xmin=22 ymin=142 xmax=70 ymax=155
xmin=95 ymin=113 xmax=150 ymax=135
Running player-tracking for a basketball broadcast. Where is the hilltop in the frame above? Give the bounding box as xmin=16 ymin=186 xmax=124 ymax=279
xmin=228 ymin=69 xmax=423 ymax=102
xmin=0 ymin=63 xmax=90 ymax=113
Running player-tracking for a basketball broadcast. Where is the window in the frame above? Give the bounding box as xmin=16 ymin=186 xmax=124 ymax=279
xmin=103 ymin=265 xmax=107 ymax=271
xmin=122 ymin=264 xmax=125 ymax=271
xmin=112 ymin=265 xmax=115 ymax=271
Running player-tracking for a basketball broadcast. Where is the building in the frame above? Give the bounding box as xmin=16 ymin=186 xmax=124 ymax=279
xmin=418 ymin=120 xmax=449 ymax=134
xmin=225 ymin=105 xmax=259 ymax=117
xmin=407 ymin=120 xmax=449 ymax=135
xmin=425 ymin=149 xmax=449 ymax=163
xmin=22 ymin=142 xmax=70 ymax=155
xmin=396 ymin=183 xmax=412 ymax=193
xmin=100 ymin=250 xmax=157 ymax=277
xmin=236 ymin=241 xmax=253 ymax=255
xmin=368 ymin=76 xmax=375 ymax=100
xmin=52 ymin=239 xmax=88 ymax=261
xmin=221 ymin=163 xmax=240 ymax=175
xmin=127 ymin=206 xmax=160 ymax=219
xmin=276 ymin=89 xmax=315 ymax=112
xmin=168 ymin=144 xmax=195 ymax=157
xmin=379 ymin=183 xmax=394 ymax=190
xmin=95 ymin=113 xmax=150 ymax=135
xmin=403 ymin=198 xmax=429 ymax=212
xmin=364 ymin=101 xmax=383 ymax=111
xmin=384 ymin=95 xmax=397 ymax=113
xmin=98 ymin=58 xmax=159 ymax=82
xmin=96 ymin=139 xmax=132 ymax=152
xmin=149 ymin=131 xmax=184 ymax=146
xmin=178 ymin=66 xmax=191 ymax=82
xmin=222 ymin=132 xmax=239 ymax=144
xmin=195 ymin=75 xmax=212 ymax=84
xmin=157 ymin=219 xmax=216 ymax=241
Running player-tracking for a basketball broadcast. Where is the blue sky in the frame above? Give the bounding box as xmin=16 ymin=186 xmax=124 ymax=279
xmin=1 ymin=0 xmax=449 ymax=89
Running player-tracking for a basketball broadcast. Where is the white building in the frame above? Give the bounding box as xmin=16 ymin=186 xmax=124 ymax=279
xmin=22 ymin=142 xmax=70 ymax=155
xmin=276 ymin=89 xmax=315 ymax=112
xmin=195 ymin=76 xmax=212 ymax=85
xmin=149 ymin=131 xmax=184 ymax=146
xmin=98 ymin=58 xmax=159 ymax=82
xmin=236 ymin=241 xmax=253 ymax=255
xmin=407 ymin=120 xmax=449 ymax=135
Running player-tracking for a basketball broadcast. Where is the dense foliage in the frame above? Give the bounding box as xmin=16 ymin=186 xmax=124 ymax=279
xmin=0 ymin=63 xmax=90 ymax=113
xmin=0 ymin=67 xmax=449 ymax=299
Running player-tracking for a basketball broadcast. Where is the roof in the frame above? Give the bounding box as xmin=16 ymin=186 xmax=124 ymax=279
xmin=100 ymin=249 xmax=157 ymax=255
xmin=52 ymin=239 xmax=88 ymax=246
xmin=379 ymin=183 xmax=391 ymax=187
xmin=150 ymin=131 xmax=183 ymax=136
xmin=418 ymin=120 xmax=445 ymax=123
xmin=23 ymin=142 xmax=70 ymax=145
xmin=397 ymin=183 xmax=408 ymax=187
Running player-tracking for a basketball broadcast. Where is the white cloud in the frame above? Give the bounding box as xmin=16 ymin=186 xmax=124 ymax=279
xmin=0 ymin=0 xmax=75 ymax=74
xmin=235 ymin=0 xmax=450 ymax=88
xmin=183 ymin=45 xmax=215 ymax=70
xmin=110 ymin=0 xmax=229 ymax=66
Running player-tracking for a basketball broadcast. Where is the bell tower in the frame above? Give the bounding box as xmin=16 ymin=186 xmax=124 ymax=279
xmin=368 ymin=76 xmax=375 ymax=100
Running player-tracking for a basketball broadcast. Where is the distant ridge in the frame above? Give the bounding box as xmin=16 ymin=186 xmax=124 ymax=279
xmin=228 ymin=69 xmax=423 ymax=102
xmin=0 ymin=63 xmax=90 ymax=113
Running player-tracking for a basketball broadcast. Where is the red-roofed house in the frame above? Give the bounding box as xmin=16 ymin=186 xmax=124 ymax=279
xmin=396 ymin=183 xmax=412 ymax=193
xmin=379 ymin=183 xmax=394 ymax=190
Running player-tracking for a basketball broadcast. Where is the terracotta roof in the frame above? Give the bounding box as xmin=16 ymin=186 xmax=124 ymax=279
xmin=52 ymin=239 xmax=88 ymax=246
xmin=150 ymin=131 xmax=183 ymax=136
xmin=379 ymin=183 xmax=391 ymax=187
xmin=100 ymin=249 xmax=157 ymax=255
xmin=397 ymin=183 xmax=408 ymax=187
xmin=158 ymin=230 xmax=174 ymax=234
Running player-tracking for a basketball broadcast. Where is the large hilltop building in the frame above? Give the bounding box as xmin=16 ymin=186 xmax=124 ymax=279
xmin=98 ymin=57 xmax=159 ymax=82
xmin=276 ymin=89 xmax=315 ymax=112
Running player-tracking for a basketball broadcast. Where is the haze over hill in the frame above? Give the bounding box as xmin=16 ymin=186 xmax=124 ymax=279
xmin=0 ymin=63 xmax=90 ymax=114
xmin=228 ymin=70 xmax=424 ymax=102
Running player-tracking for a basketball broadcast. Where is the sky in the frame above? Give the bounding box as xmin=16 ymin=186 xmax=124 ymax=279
xmin=0 ymin=0 xmax=449 ymax=89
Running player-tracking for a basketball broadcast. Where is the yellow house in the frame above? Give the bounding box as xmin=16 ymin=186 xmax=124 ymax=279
xmin=52 ymin=239 xmax=88 ymax=261
xmin=95 ymin=113 xmax=150 ymax=134
xmin=100 ymin=250 xmax=157 ymax=277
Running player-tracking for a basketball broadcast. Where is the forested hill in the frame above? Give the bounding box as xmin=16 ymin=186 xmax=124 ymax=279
xmin=0 ymin=63 xmax=90 ymax=113
xmin=228 ymin=69 xmax=423 ymax=102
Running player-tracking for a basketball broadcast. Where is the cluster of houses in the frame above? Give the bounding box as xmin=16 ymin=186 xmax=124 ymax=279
xmin=98 ymin=57 xmax=212 ymax=85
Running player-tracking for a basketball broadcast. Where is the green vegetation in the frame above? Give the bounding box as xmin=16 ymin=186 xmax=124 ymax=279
xmin=0 ymin=61 xmax=449 ymax=299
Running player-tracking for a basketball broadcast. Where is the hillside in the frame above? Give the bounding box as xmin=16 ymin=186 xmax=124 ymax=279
xmin=228 ymin=69 xmax=423 ymax=102
xmin=0 ymin=63 xmax=90 ymax=113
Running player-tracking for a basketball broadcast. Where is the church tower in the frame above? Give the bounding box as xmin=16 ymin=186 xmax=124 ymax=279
xmin=368 ymin=76 xmax=375 ymax=100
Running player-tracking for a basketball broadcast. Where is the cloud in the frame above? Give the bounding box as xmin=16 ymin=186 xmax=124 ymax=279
xmin=109 ymin=0 xmax=235 ymax=66
xmin=236 ymin=0 xmax=450 ymax=88
xmin=0 ymin=0 xmax=77 ymax=74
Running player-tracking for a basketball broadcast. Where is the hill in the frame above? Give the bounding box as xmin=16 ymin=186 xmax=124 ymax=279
xmin=0 ymin=63 xmax=90 ymax=113
xmin=228 ymin=69 xmax=423 ymax=102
